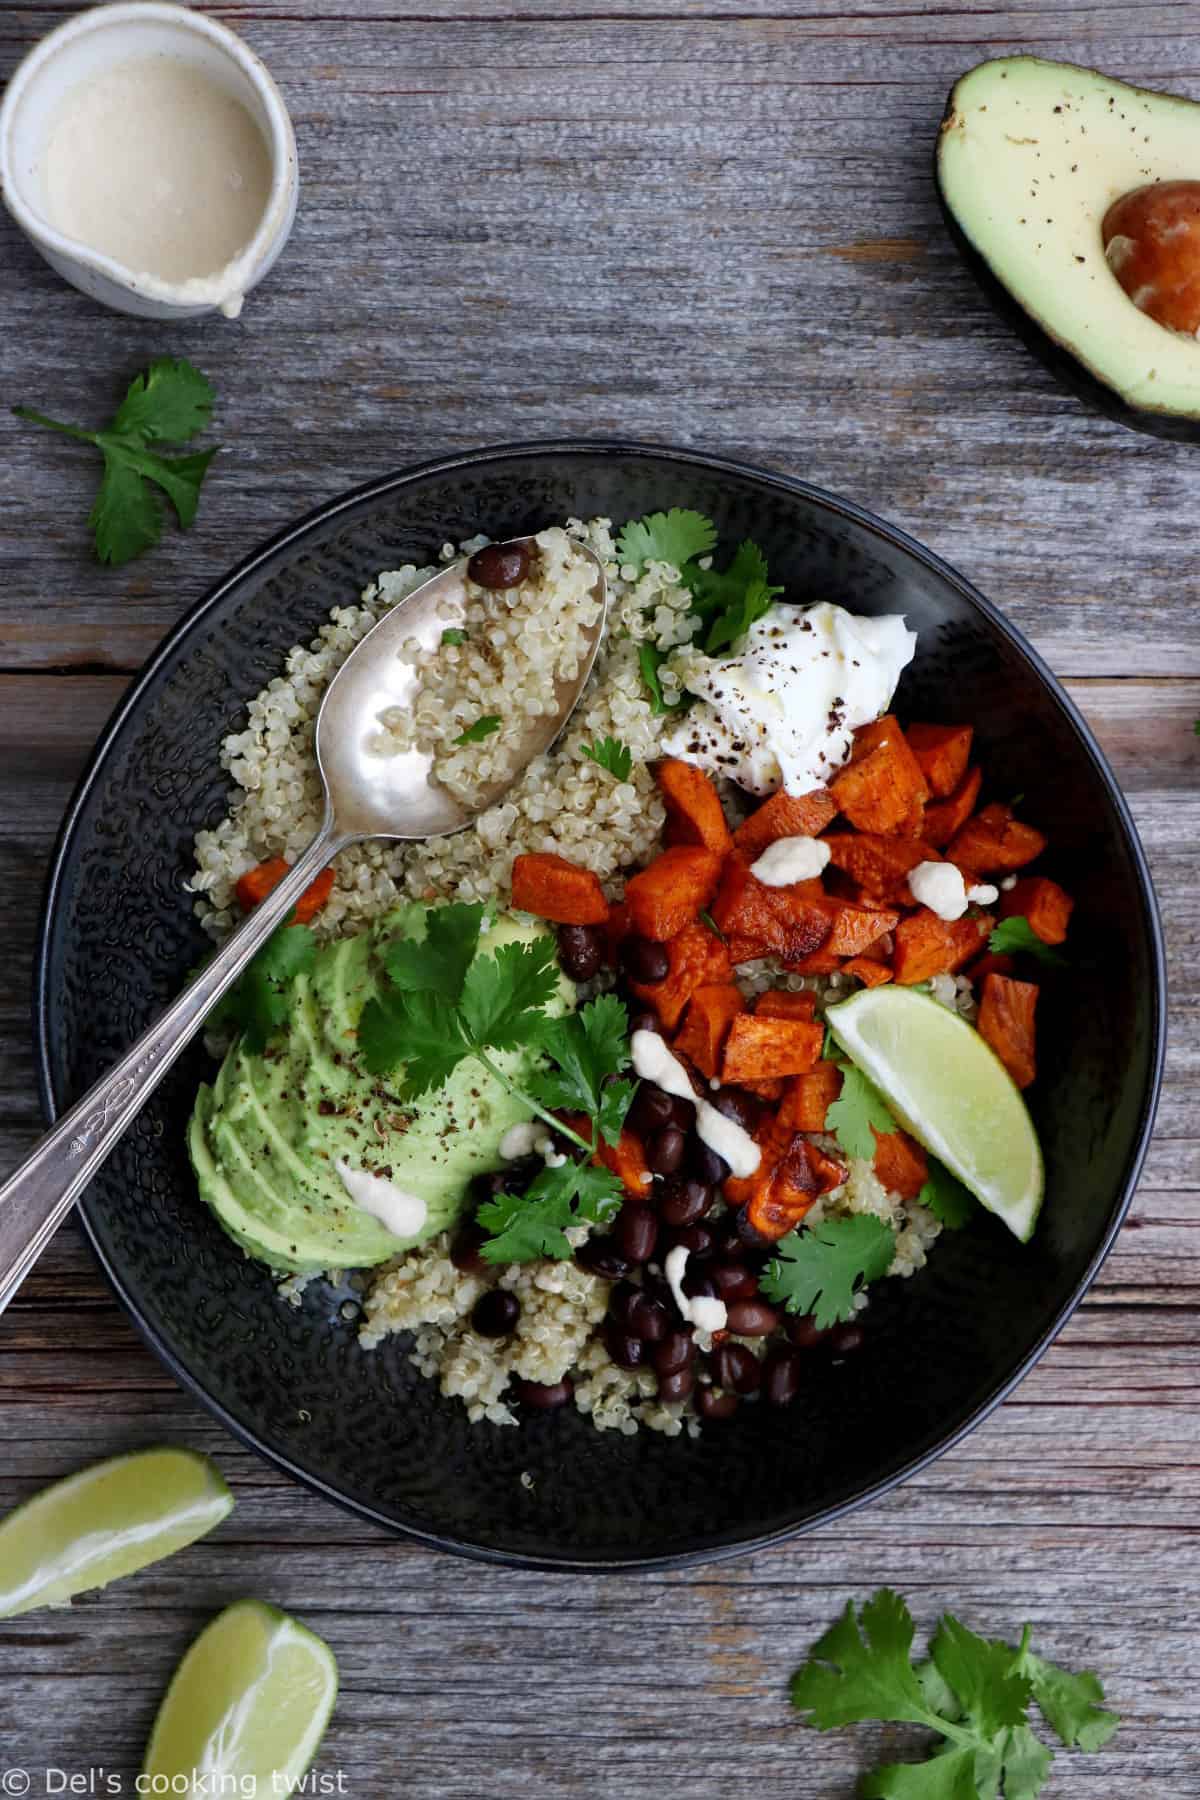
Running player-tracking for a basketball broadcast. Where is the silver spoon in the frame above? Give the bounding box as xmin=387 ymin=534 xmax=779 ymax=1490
xmin=0 ymin=537 xmax=607 ymax=1317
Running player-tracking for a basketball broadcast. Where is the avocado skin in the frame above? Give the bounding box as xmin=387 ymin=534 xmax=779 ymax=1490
xmin=936 ymin=66 xmax=1200 ymax=443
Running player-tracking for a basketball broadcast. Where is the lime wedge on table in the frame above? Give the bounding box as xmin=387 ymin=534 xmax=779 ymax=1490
xmin=0 ymin=1447 xmax=232 ymax=1618
xmin=826 ymin=985 xmax=1044 ymax=1242
xmin=143 ymin=1599 xmax=338 ymax=1793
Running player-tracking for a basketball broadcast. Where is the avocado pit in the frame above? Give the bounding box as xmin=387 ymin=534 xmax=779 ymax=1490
xmin=1102 ymin=180 xmax=1200 ymax=336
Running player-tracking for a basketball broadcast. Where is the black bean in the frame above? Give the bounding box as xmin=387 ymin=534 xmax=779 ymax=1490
xmin=681 ymin=1267 xmax=717 ymax=1302
xmin=689 ymin=1140 xmax=730 ymax=1186
xmin=712 ymin=1342 xmax=762 ymax=1395
xmin=628 ymin=1083 xmax=677 ymax=1137
xmin=653 ymin=1329 xmax=696 ymax=1376
xmin=787 ymin=1313 xmax=829 ymax=1350
xmin=658 ymin=1175 xmax=714 ymax=1229
xmin=646 ymin=1124 xmax=686 ymax=1175
xmin=514 ymin=1376 xmax=574 ymax=1410
xmin=450 ymin=1222 xmax=487 ymax=1274
xmin=575 ymin=1237 xmax=632 ymax=1281
xmin=605 ymin=1325 xmax=645 ymax=1370
xmin=472 ymin=1289 xmax=520 ymax=1337
xmin=628 ymin=1008 xmax=661 ymax=1036
xmin=711 ymin=1087 xmax=761 ymax=1133
xmin=471 ymin=1157 xmax=540 ymax=1208
xmin=762 ymin=1346 xmax=803 ymax=1408
xmin=657 ymin=1366 xmax=696 ymax=1405
xmin=607 ymin=1280 xmax=641 ymax=1329
xmin=467 ymin=540 xmax=531 ymax=589
xmin=734 ymin=1206 xmax=775 ymax=1252
xmin=725 ymin=1298 xmax=780 ymax=1337
xmin=557 ymin=924 xmax=603 ymax=982
xmin=620 ymin=934 xmax=670 ymax=984
xmin=627 ymin=1292 xmax=670 ymax=1343
xmin=614 ymin=1203 xmax=658 ymax=1264
xmin=696 ymin=1385 xmax=739 ymax=1421
xmin=666 ymin=1223 xmax=714 ymax=1261
xmin=828 ymin=1322 xmax=865 ymax=1357
xmin=665 ymin=1092 xmax=697 ymax=1130
xmin=711 ymin=1263 xmax=759 ymax=1304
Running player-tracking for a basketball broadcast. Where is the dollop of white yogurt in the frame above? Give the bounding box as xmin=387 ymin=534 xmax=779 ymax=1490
xmin=664 ymin=1244 xmax=728 ymax=1334
xmin=749 ymin=835 xmax=832 ymax=887
xmin=908 ymin=861 xmax=999 ymax=922
xmin=630 ymin=1030 xmax=760 ymax=1179
xmin=499 ymin=1121 xmax=539 ymax=1160
xmin=335 ymin=1160 xmax=427 ymax=1240
xmin=662 ymin=601 xmax=917 ymax=796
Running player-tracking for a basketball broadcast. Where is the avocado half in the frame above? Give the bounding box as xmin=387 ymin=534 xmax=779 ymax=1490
xmin=938 ymin=55 xmax=1200 ymax=439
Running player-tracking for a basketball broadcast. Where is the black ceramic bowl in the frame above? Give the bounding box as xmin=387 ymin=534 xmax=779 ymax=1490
xmin=36 ymin=441 xmax=1165 ymax=1570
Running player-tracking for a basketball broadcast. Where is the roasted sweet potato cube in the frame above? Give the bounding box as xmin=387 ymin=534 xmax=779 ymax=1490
xmin=892 ymin=909 xmax=992 ymax=985
xmin=754 ymin=990 xmax=817 ymax=1021
xmin=235 ymin=857 xmax=335 ymax=923
xmin=739 ymin=1078 xmax=787 ymax=1101
xmin=999 ymin=876 xmax=1074 ymax=946
xmin=711 ymin=854 xmax=831 ymax=963
xmin=624 ymin=845 xmax=723 ymax=941
xmin=629 ymin=921 xmax=732 ymax=1031
xmin=779 ymin=1064 xmax=844 ymax=1132
xmin=978 ymin=973 xmax=1038 ymax=1089
xmin=924 ymin=765 xmax=982 ymax=849
xmin=673 ymin=983 xmax=745 ymax=1079
xmin=657 ymin=758 xmax=734 ymax=855
xmin=947 ymin=803 xmax=1047 ymax=875
xmin=747 ymin=1138 xmax=848 ymax=1241
xmin=843 ymin=956 xmax=893 ymax=988
xmin=784 ymin=947 xmax=845 ymax=976
xmin=905 ymin=722 xmax=974 ymax=798
xmin=819 ymin=899 xmax=899 ymax=957
xmin=733 ymin=787 xmax=838 ymax=859
xmin=558 ymin=1112 xmax=653 ymax=1198
xmin=966 ymin=951 xmax=1016 ymax=983
xmin=822 ymin=832 xmax=939 ymax=903
xmin=872 ymin=1129 xmax=928 ymax=1200
xmin=830 ymin=714 xmax=929 ymax=834
xmin=720 ymin=1015 xmax=824 ymax=1084
xmin=512 ymin=852 xmax=609 ymax=925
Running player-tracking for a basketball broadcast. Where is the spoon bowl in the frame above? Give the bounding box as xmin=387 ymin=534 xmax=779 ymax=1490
xmin=0 ymin=533 xmax=606 ymax=1313
xmin=316 ymin=535 xmax=607 ymax=840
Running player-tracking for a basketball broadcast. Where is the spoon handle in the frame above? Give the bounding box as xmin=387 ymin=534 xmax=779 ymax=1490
xmin=0 ymin=821 xmax=351 ymax=1319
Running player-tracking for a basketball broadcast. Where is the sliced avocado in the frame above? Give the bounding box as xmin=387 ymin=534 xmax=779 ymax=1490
xmin=188 ymin=908 xmax=572 ymax=1276
xmin=938 ymin=56 xmax=1200 ymax=437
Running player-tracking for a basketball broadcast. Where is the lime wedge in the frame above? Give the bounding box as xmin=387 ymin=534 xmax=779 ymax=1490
xmin=0 ymin=1447 xmax=233 ymax=1618
xmin=826 ymin=985 xmax=1044 ymax=1242
xmin=143 ymin=1599 xmax=338 ymax=1792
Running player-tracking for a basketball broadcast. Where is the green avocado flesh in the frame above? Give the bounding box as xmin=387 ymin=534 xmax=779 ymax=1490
xmin=938 ymin=56 xmax=1200 ymax=418
xmin=188 ymin=907 xmax=570 ymax=1275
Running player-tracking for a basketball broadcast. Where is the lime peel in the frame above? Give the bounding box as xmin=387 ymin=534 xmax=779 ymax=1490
xmin=826 ymin=985 xmax=1044 ymax=1242
xmin=143 ymin=1598 xmax=338 ymax=1791
xmin=0 ymin=1447 xmax=233 ymax=1619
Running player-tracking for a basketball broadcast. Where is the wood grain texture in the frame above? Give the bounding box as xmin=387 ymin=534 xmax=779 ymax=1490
xmin=0 ymin=2 xmax=1197 ymax=1796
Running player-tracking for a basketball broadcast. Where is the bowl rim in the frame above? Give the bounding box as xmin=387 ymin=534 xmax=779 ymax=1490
xmin=32 ymin=436 xmax=1168 ymax=1572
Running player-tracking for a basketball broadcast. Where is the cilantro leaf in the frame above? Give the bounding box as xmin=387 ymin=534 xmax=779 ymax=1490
xmin=792 ymin=1590 xmax=934 ymax=1729
xmin=860 ymin=1747 xmax=982 ymax=1800
xmin=616 ymin=508 xmax=717 ymax=573
xmin=638 ymin=641 xmax=687 ymax=714
xmin=459 ymin=934 xmax=561 ymax=1049
xmin=986 ymin=917 xmax=1067 ymax=967
xmin=14 ymin=358 xmax=219 ymax=565
xmin=210 ymin=924 xmax=315 ymax=1054
xmin=824 ymin=1063 xmax=897 ymax=1159
xmin=383 ymin=902 xmax=485 ymax=1000
xmin=998 ymin=1725 xmax=1054 ymax=1800
xmin=918 ymin=1160 xmax=977 ymax=1230
xmin=477 ymin=1161 xmax=622 ymax=1262
xmin=931 ymin=1616 xmax=1031 ymax=1740
xmin=703 ymin=574 xmax=778 ymax=654
xmin=454 ymin=715 xmax=502 ymax=745
xmin=761 ymin=1216 xmax=896 ymax=1329
xmin=684 ymin=538 xmax=785 ymax=654
xmin=358 ymin=988 xmax=471 ymax=1094
xmin=530 ymin=994 xmax=633 ymax=1125
xmin=596 ymin=1078 xmax=637 ymax=1148
xmin=581 ymin=736 xmax=633 ymax=781
xmin=1013 ymin=1639 xmax=1119 ymax=1752
xmin=109 ymin=357 xmax=215 ymax=441
xmin=441 ymin=627 xmax=467 ymax=646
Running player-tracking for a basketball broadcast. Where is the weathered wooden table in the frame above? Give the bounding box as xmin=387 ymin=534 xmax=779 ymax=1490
xmin=1 ymin=2 xmax=1197 ymax=1794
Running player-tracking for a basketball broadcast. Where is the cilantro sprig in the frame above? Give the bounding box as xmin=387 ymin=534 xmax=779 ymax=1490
xmin=581 ymin=737 xmax=633 ymax=781
xmin=988 ymin=917 xmax=1068 ymax=968
xmin=209 ymin=924 xmax=316 ymax=1055
xmin=637 ymin=642 xmax=687 ymax=715
xmin=761 ymin=1216 xmax=896 ymax=1329
xmin=14 ymin=359 xmax=219 ymax=565
xmin=358 ymin=905 xmax=635 ymax=1261
xmin=684 ymin=537 xmax=785 ymax=653
xmin=454 ymin=715 xmax=502 ymax=745
xmin=616 ymin=508 xmax=717 ymax=573
xmin=791 ymin=1589 xmax=1117 ymax=1796
xmin=825 ymin=1064 xmax=898 ymax=1160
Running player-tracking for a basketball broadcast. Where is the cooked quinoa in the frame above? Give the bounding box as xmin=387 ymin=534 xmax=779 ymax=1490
xmin=193 ymin=517 xmax=941 ymax=1436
